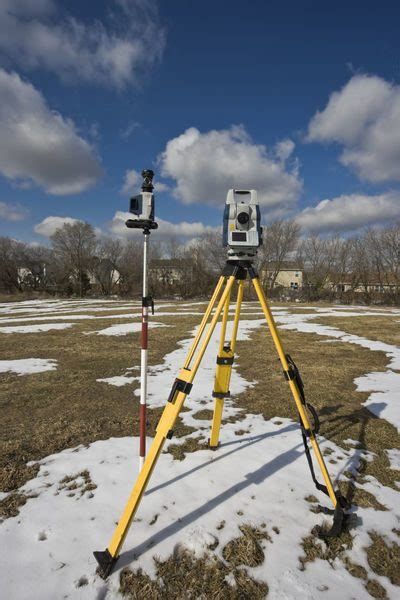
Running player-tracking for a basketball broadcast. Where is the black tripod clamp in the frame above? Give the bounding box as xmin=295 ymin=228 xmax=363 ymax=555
xmin=125 ymin=219 xmax=158 ymax=231
xmin=142 ymin=295 xmax=155 ymax=315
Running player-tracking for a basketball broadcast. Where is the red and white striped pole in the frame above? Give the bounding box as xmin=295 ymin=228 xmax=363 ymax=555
xmin=139 ymin=229 xmax=153 ymax=470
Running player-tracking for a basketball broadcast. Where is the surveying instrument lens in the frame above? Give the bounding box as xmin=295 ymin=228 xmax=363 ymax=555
xmin=237 ymin=211 xmax=250 ymax=225
xmin=93 ymin=187 xmax=349 ymax=579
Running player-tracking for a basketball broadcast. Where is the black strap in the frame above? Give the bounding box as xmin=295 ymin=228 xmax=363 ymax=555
xmin=286 ymin=355 xmax=347 ymax=511
xmin=284 ymin=354 xmax=348 ymax=536
xmin=299 ymin=419 xmax=330 ymax=496
xmin=286 ymin=354 xmax=320 ymax=435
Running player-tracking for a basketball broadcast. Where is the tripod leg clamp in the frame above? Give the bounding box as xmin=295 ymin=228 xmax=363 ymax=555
xmin=167 ymin=377 xmax=193 ymax=403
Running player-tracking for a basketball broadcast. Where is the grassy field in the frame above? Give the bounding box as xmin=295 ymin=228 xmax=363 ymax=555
xmin=0 ymin=298 xmax=399 ymax=598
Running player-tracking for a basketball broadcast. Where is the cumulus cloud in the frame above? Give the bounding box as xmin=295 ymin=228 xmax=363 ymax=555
xmin=0 ymin=0 xmax=165 ymax=89
xmin=295 ymin=191 xmax=400 ymax=233
xmin=307 ymin=74 xmax=400 ymax=183
xmin=108 ymin=210 xmax=217 ymax=239
xmin=275 ymin=138 xmax=295 ymax=163
xmin=0 ymin=201 xmax=28 ymax=221
xmin=121 ymin=169 xmax=140 ymax=195
xmin=158 ymin=126 xmax=302 ymax=210
xmin=34 ymin=216 xmax=82 ymax=237
xmin=0 ymin=69 xmax=102 ymax=195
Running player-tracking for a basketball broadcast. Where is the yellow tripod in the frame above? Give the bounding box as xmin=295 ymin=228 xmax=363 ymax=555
xmin=94 ymin=261 xmax=347 ymax=578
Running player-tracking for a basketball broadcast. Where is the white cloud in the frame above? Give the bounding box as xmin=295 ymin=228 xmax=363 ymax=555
xmin=295 ymin=191 xmax=400 ymax=233
xmin=0 ymin=69 xmax=102 ymax=195
xmin=34 ymin=216 xmax=82 ymax=237
xmin=120 ymin=121 xmax=140 ymax=139
xmin=0 ymin=0 xmax=165 ymax=89
xmin=275 ymin=138 xmax=295 ymax=163
xmin=307 ymin=74 xmax=400 ymax=183
xmin=121 ymin=169 xmax=140 ymax=195
xmin=154 ymin=182 xmax=169 ymax=192
xmin=0 ymin=201 xmax=28 ymax=221
xmin=108 ymin=210 xmax=217 ymax=239
xmin=158 ymin=126 xmax=302 ymax=210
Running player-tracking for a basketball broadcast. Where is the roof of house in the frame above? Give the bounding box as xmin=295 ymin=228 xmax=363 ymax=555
xmin=263 ymin=261 xmax=303 ymax=271
xmin=336 ymin=273 xmax=399 ymax=285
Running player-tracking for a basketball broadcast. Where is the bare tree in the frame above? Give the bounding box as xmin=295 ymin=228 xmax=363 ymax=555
xmin=298 ymin=235 xmax=337 ymax=297
xmin=378 ymin=222 xmax=400 ymax=287
xmin=51 ymin=222 xmax=97 ymax=297
xmin=197 ymin=231 xmax=226 ymax=273
xmin=0 ymin=237 xmax=26 ymax=293
xmin=258 ymin=220 xmax=300 ymax=289
xmin=93 ymin=237 xmax=123 ymax=295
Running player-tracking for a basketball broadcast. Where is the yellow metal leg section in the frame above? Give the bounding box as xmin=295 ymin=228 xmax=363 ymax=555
xmin=101 ymin=274 xmax=238 ymax=564
xmin=251 ymin=276 xmax=337 ymax=508
xmin=210 ymin=281 xmax=244 ymax=448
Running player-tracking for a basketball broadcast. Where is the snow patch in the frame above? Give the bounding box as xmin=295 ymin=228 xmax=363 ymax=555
xmin=0 ymin=323 xmax=75 ymax=334
xmin=0 ymin=358 xmax=57 ymax=375
xmin=91 ymin=322 xmax=169 ymax=336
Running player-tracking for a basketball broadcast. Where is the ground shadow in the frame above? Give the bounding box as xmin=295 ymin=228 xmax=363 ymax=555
xmin=116 ymin=437 xmax=305 ymax=573
xmin=146 ymin=422 xmax=297 ymax=497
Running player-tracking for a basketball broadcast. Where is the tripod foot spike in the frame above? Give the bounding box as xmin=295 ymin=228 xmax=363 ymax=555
xmin=315 ymin=499 xmax=349 ymax=539
xmin=93 ymin=549 xmax=117 ymax=579
xmin=208 ymin=438 xmax=220 ymax=450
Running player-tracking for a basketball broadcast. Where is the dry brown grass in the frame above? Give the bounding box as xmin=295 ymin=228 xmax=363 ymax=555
xmin=315 ymin=314 xmax=400 ymax=347
xmin=165 ymin=436 xmax=209 ymax=461
xmin=222 ymin=524 xmax=271 ymax=567
xmin=119 ymin=546 xmax=268 ymax=599
xmin=58 ymin=469 xmax=97 ymax=497
xmin=234 ymin=325 xmax=400 ymax=491
xmin=0 ymin=312 xmax=201 ymax=510
xmin=366 ymin=532 xmax=400 ymax=586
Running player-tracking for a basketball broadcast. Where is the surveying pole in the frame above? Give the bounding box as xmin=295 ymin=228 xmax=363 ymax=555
xmin=126 ymin=170 xmax=157 ymax=469
xmin=138 ymin=227 xmax=153 ymax=468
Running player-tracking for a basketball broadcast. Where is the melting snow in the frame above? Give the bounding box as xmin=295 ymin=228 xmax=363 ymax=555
xmin=0 ymin=323 xmax=76 ymax=334
xmin=91 ymin=322 xmax=169 ymax=336
xmin=0 ymin=358 xmax=57 ymax=375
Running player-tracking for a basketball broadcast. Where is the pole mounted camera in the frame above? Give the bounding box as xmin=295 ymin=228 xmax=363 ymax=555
xmin=222 ymin=189 xmax=263 ymax=261
xmin=125 ymin=169 xmax=158 ymax=232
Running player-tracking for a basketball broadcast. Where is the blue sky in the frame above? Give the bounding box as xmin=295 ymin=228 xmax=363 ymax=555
xmin=1 ymin=0 xmax=400 ymax=243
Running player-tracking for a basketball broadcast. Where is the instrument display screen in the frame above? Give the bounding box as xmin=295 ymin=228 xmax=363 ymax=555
xmin=231 ymin=232 xmax=247 ymax=241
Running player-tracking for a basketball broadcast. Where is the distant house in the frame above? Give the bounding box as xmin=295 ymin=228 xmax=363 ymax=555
xmin=261 ymin=262 xmax=303 ymax=290
xmin=88 ymin=264 xmax=120 ymax=286
xmin=17 ymin=267 xmax=31 ymax=283
xmin=334 ymin=274 xmax=399 ymax=294
xmin=17 ymin=264 xmax=47 ymax=287
xmin=149 ymin=259 xmax=193 ymax=286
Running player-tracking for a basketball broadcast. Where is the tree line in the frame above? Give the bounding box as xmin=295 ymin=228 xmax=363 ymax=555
xmin=0 ymin=220 xmax=399 ymax=304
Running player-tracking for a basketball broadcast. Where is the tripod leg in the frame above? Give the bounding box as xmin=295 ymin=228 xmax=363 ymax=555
xmin=209 ymin=280 xmax=244 ymax=448
xmin=251 ymin=275 xmax=338 ymax=508
xmin=94 ymin=273 xmax=238 ymax=578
